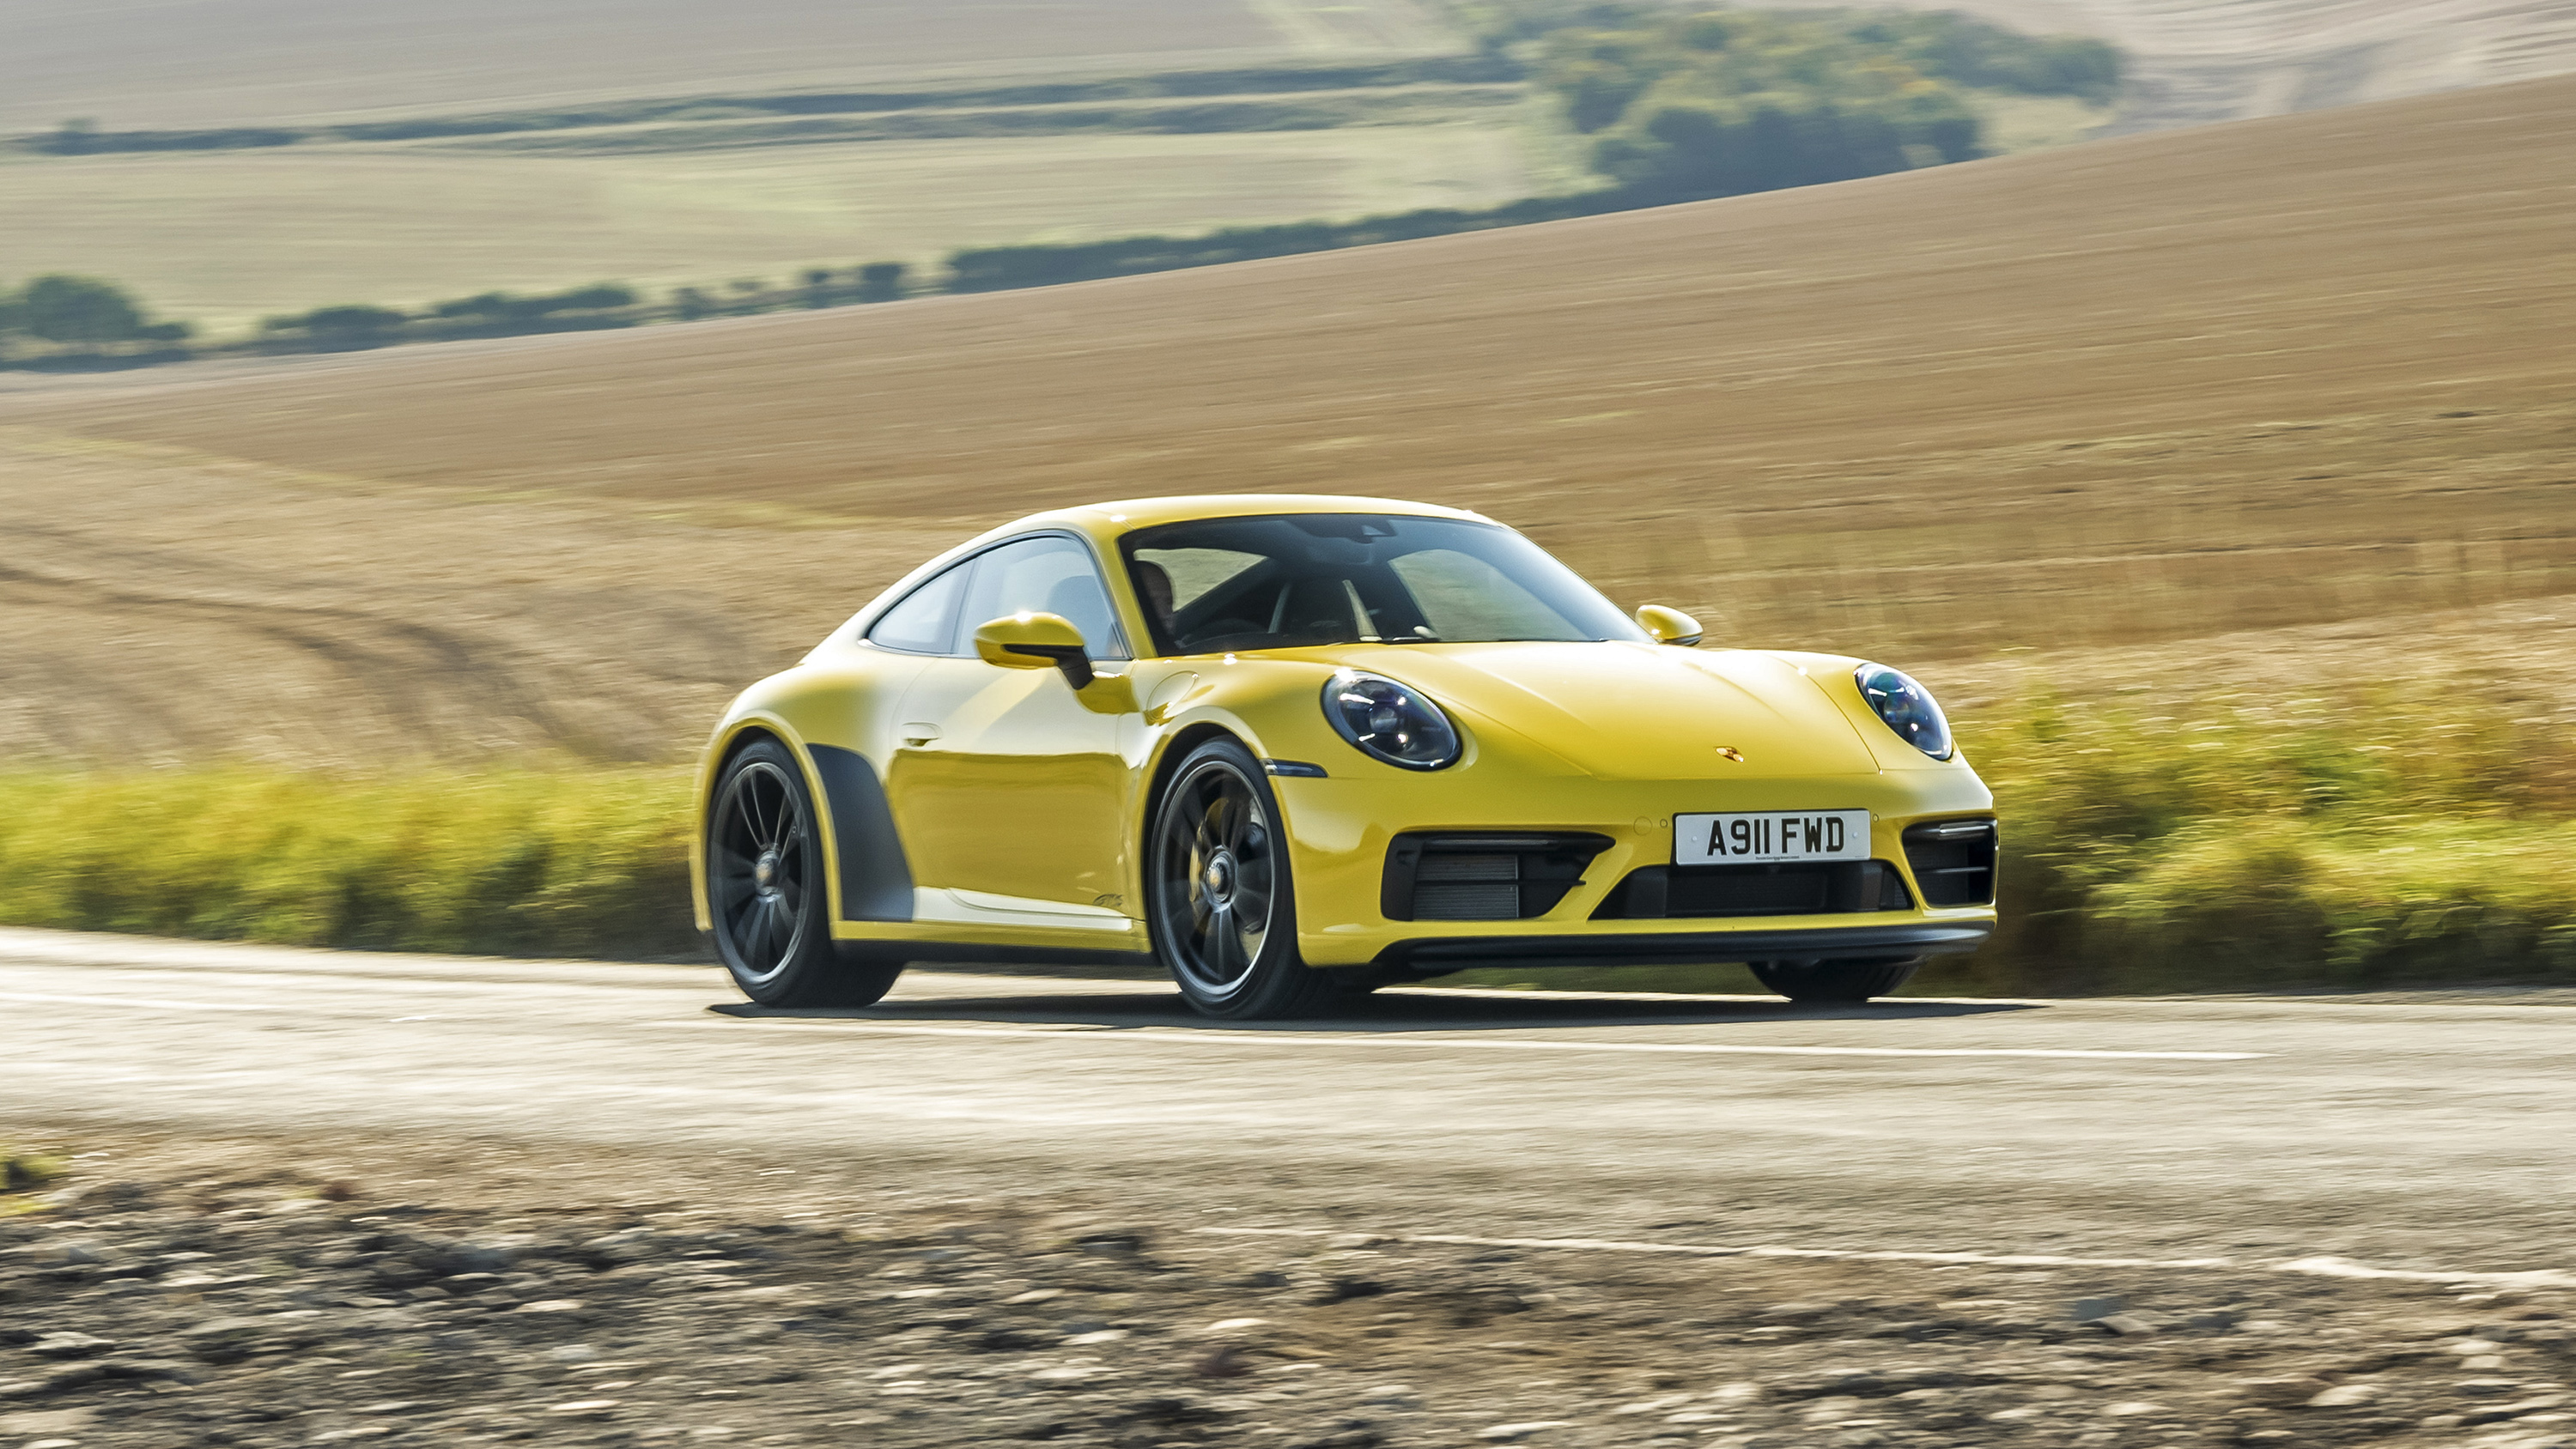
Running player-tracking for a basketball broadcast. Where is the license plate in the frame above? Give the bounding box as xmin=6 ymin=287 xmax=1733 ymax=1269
xmin=1674 ymin=810 xmax=1870 ymax=865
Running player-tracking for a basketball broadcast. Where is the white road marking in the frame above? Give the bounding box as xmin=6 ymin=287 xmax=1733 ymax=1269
xmin=658 ymin=1018 xmax=2263 ymax=1061
xmin=1201 ymin=1227 xmax=2576 ymax=1289
xmin=0 ymin=989 xmax=271 ymax=1014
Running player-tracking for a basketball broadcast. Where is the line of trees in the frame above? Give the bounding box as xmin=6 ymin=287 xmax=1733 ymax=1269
xmin=253 ymin=264 xmax=912 ymax=354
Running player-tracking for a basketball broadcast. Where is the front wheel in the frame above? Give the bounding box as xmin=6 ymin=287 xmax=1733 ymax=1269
xmin=1148 ymin=739 xmax=1348 ymax=1020
xmin=1749 ymin=956 xmax=1921 ymax=1003
xmin=707 ymin=739 xmax=904 ymax=1008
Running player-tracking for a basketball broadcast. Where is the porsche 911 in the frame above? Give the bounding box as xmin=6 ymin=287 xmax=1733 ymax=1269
xmin=691 ymin=495 xmax=1996 ymax=1017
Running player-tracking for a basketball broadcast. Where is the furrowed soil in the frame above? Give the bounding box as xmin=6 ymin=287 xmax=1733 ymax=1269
xmin=2 ymin=74 xmax=2571 ymax=766
xmin=4 ymin=1133 xmax=2573 ymax=1449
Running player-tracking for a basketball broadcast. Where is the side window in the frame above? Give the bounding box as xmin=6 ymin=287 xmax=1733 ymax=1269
xmin=865 ymin=562 xmax=969 ymax=655
xmin=957 ymin=536 xmax=1128 ymax=660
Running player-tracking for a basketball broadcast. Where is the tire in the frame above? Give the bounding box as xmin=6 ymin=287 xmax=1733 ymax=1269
xmin=706 ymin=739 xmax=905 ymax=1008
xmin=1749 ymin=956 xmax=1922 ymax=1003
xmin=1147 ymin=737 xmax=1348 ymax=1020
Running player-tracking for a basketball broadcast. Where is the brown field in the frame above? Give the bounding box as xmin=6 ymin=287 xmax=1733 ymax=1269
xmin=0 ymin=0 xmax=1455 ymax=132
xmin=3 ymin=73 xmax=2571 ymax=766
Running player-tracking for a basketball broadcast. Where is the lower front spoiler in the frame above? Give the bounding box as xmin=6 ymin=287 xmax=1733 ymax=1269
xmin=1370 ymin=921 xmax=1993 ymax=973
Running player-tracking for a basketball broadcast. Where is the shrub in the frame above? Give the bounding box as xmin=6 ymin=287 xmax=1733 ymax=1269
xmin=264 ymin=304 xmax=410 ymax=349
xmin=856 ymin=262 xmax=908 ymax=303
xmin=17 ymin=275 xmax=149 ymax=344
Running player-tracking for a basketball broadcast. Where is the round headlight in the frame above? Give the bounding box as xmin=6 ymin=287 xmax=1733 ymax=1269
xmin=1322 ymin=670 xmax=1460 ymax=771
xmin=1855 ymin=664 xmax=1953 ymax=760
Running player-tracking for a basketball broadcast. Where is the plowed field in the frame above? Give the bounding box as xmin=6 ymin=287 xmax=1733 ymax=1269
xmin=3 ymin=74 xmax=2570 ymax=765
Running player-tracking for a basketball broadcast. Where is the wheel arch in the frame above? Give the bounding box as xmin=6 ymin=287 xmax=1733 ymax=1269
xmin=1139 ymin=717 xmax=1249 ymax=833
xmin=692 ymin=714 xmax=833 ymax=935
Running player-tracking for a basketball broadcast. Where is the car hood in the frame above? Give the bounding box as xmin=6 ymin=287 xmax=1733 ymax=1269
xmin=1309 ymin=640 xmax=1880 ymax=779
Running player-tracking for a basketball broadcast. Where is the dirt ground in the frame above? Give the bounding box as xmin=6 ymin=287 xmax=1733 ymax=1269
xmin=2 ymin=76 xmax=2572 ymax=766
xmin=3 ymin=1131 xmax=2571 ymax=1449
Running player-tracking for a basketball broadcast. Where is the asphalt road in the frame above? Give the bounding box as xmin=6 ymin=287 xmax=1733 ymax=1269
xmin=6 ymin=928 xmax=2572 ymax=1285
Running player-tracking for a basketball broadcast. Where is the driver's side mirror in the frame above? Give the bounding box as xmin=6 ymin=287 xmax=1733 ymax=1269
xmin=974 ymin=611 xmax=1095 ymax=688
xmin=1636 ymin=604 xmax=1704 ymax=646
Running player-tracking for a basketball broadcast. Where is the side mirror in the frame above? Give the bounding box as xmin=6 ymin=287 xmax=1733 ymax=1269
xmin=1636 ymin=604 xmax=1704 ymax=646
xmin=974 ymin=611 xmax=1095 ymax=688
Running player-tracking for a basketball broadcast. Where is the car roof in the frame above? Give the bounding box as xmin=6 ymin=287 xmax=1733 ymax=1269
xmin=818 ymin=494 xmax=1504 ymax=660
xmin=987 ymin=493 xmax=1493 ymax=546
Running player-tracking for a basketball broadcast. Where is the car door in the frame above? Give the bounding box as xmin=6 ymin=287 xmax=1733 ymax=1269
xmin=885 ymin=533 xmax=1134 ymax=919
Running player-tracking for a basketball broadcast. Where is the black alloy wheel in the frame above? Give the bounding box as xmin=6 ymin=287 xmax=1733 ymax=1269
xmin=1749 ymin=955 xmax=1922 ymax=1003
xmin=707 ymin=739 xmax=903 ymax=1008
xmin=1148 ymin=738 xmax=1348 ymax=1020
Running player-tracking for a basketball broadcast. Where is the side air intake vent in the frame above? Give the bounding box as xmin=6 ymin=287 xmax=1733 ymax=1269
xmin=1382 ymin=833 xmax=1613 ymax=922
xmin=1902 ymin=818 xmax=1999 ymax=906
xmin=1594 ymin=861 xmax=1912 ymax=919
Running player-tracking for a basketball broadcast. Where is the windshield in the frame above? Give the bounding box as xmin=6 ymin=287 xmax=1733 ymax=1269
xmin=1121 ymin=513 xmax=1648 ymax=656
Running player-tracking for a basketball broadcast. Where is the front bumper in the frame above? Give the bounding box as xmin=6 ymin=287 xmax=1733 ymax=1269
xmin=1275 ymin=768 xmax=1998 ymax=968
xmin=1370 ymin=920 xmax=1993 ymax=973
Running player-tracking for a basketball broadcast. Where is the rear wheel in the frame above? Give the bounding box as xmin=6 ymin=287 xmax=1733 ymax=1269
xmin=708 ymin=739 xmax=904 ymax=1008
xmin=1148 ymin=739 xmax=1348 ymax=1020
xmin=1750 ymin=956 xmax=1921 ymax=1003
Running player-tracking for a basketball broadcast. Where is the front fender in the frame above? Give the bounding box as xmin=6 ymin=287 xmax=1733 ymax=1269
xmin=691 ymin=664 xmax=892 ymax=933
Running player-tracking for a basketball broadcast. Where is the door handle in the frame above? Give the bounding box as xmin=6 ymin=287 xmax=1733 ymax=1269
xmin=901 ymin=723 xmax=941 ymax=746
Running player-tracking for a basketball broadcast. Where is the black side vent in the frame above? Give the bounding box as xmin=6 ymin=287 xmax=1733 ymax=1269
xmin=1903 ymin=818 xmax=1998 ymax=906
xmin=1594 ymin=861 xmax=1912 ymax=920
xmin=1383 ymin=833 xmax=1613 ymax=922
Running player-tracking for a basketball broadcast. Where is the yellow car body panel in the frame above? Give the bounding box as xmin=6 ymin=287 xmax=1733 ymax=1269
xmin=692 ymin=494 xmax=1997 ymax=976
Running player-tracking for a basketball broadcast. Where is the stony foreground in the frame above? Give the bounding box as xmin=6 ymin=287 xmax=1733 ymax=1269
xmin=3 ymin=1149 xmax=2573 ymax=1449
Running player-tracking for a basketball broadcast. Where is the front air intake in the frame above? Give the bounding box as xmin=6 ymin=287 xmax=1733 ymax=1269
xmin=1902 ymin=818 xmax=1998 ymax=906
xmin=1382 ymin=833 xmax=1613 ymax=921
xmin=1593 ymin=861 xmax=1912 ymax=919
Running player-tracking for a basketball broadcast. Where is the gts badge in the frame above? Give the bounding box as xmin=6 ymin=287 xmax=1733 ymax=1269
xmin=1092 ymin=894 xmax=1126 ymax=911
xmin=1714 ymin=746 xmax=1747 ymax=764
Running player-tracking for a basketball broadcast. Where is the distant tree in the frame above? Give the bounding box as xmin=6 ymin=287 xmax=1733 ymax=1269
xmin=46 ymin=118 xmax=100 ymax=155
xmin=855 ymin=263 xmax=908 ymax=304
xmin=672 ymin=286 xmax=713 ymax=321
xmin=428 ymin=284 xmax=633 ymax=329
xmin=801 ymin=268 xmax=835 ymax=308
xmin=269 ymin=305 xmax=408 ymax=349
xmin=548 ymin=283 xmax=635 ymax=312
xmin=20 ymin=275 xmax=148 ymax=345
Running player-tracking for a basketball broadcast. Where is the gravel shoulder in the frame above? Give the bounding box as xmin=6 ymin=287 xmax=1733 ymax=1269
xmin=4 ymin=1132 xmax=2571 ymax=1449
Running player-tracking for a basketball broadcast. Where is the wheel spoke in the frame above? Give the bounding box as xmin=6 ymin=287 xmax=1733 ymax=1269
xmin=763 ymin=896 xmax=793 ymax=961
xmin=757 ymin=777 xmax=784 ymax=849
xmin=1206 ymin=905 xmax=1237 ymax=978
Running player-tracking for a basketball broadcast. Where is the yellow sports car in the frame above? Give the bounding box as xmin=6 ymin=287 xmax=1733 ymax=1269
xmin=692 ymin=494 xmax=1996 ymax=1017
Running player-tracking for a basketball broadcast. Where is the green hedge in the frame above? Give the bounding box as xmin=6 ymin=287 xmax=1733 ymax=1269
xmin=0 ymin=767 xmax=696 ymax=958
xmin=1926 ymin=689 xmax=2576 ymax=994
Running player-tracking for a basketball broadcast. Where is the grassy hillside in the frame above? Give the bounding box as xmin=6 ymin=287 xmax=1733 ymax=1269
xmin=0 ymin=123 xmax=1552 ymax=334
xmin=0 ymin=0 xmax=1458 ymax=132
xmin=9 ymin=74 xmax=2566 ymax=677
